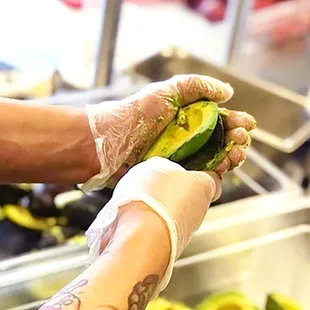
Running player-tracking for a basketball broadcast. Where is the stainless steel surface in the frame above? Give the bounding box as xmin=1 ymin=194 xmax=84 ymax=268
xmin=251 ymin=139 xmax=310 ymax=192
xmin=126 ymin=46 xmax=310 ymax=152
xmin=225 ymin=0 xmax=253 ymax=66
xmin=0 ymin=243 xmax=87 ymax=273
xmin=30 ymin=81 xmax=147 ymax=107
xmin=166 ymin=225 xmax=310 ymax=308
xmin=2 ymin=198 xmax=309 ymax=310
xmin=93 ymin=0 xmax=122 ymax=87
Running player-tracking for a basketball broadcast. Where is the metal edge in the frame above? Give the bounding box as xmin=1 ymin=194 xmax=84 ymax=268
xmin=125 ymin=46 xmax=310 ymax=152
xmin=176 ymin=225 xmax=310 ymax=268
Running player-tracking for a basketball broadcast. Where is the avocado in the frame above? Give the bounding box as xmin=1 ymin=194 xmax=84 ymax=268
xmin=0 ymin=219 xmax=42 ymax=258
xmin=266 ymin=294 xmax=302 ymax=310
xmin=37 ymin=226 xmax=82 ymax=249
xmin=146 ymin=297 xmax=191 ymax=310
xmin=196 ymin=291 xmax=257 ymax=310
xmin=0 ymin=206 xmax=5 ymax=222
xmin=144 ymin=101 xmax=219 ymax=162
xmin=55 ymin=190 xmax=111 ymax=230
xmin=3 ymin=204 xmax=57 ymax=231
xmin=0 ymin=184 xmax=32 ymax=205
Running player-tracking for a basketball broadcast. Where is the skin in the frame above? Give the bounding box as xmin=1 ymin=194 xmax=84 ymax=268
xmin=39 ymin=202 xmax=171 ymax=310
xmin=0 ymin=98 xmax=100 ymax=184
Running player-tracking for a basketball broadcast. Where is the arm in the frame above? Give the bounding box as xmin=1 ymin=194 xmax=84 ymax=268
xmin=39 ymin=202 xmax=171 ymax=310
xmin=0 ymin=98 xmax=100 ymax=184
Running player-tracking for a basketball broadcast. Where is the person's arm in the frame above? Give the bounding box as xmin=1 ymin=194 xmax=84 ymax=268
xmin=0 ymin=98 xmax=100 ymax=184
xmin=39 ymin=201 xmax=171 ymax=310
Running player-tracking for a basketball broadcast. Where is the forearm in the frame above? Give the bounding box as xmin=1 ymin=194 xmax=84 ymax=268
xmin=40 ymin=202 xmax=171 ymax=310
xmin=0 ymin=98 xmax=100 ymax=184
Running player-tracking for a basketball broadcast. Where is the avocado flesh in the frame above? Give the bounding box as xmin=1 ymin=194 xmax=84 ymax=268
xmin=266 ymin=294 xmax=302 ymax=310
xmin=144 ymin=101 xmax=219 ymax=162
xmin=196 ymin=292 xmax=256 ymax=310
xmin=146 ymin=297 xmax=191 ymax=310
xmin=3 ymin=204 xmax=56 ymax=231
xmin=181 ymin=114 xmax=226 ymax=171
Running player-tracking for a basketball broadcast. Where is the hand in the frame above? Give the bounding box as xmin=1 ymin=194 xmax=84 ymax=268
xmin=82 ymin=74 xmax=247 ymax=191
xmin=86 ymin=157 xmax=221 ymax=297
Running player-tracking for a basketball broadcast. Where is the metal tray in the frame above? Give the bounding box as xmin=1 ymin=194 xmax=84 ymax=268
xmin=1 ymin=198 xmax=309 ymax=310
xmin=126 ymin=46 xmax=310 ymax=153
xmin=165 ymin=225 xmax=310 ymax=309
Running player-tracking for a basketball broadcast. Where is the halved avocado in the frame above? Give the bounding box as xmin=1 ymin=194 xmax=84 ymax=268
xmin=0 ymin=184 xmax=32 ymax=205
xmin=266 ymin=294 xmax=302 ymax=310
xmin=55 ymin=190 xmax=110 ymax=230
xmin=0 ymin=206 xmax=5 ymax=222
xmin=196 ymin=292 xmax=257 ymax=310
xmin=37 ymin=226 xmax=82 ymax=249
xmin=144 ymin=101 xmax=219 ymax=162
xmin=3 ymin=204 xmax=56 ymax=231
xmin=146 ymin=297 xmax=191 ymax=310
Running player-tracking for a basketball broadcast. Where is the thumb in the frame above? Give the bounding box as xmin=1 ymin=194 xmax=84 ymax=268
xmin=188 ymin=171 xmax=222 ymax=202
xmin=169 ymin=74 xmax=234 ymax=106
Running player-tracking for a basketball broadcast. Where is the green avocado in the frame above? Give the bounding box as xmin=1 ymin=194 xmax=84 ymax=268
xmin=146 ymin=297 xmax=191 ymax=310
xmin=196 ymin=292 xmax=257 ymax=310
xmin=265 ymin=294 xmax=302 ymax=310
xmin=144 ymin=101 xmax=219 ymax=162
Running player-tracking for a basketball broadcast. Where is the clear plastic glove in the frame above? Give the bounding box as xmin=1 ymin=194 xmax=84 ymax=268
xmin=86 ymin=156 xmax=222 ymax=297
xmin=82 ymin=74 xmax=236 ymax=192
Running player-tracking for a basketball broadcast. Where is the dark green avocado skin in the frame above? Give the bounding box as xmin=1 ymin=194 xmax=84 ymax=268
xmin=180 ymin=114 xmax=225 ymax=171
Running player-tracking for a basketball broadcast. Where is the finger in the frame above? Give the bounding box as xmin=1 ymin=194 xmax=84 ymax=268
xmin=226 ymin=145 xmax=247 ymax=170
xmin=214 ymin=155 xmax=231 ymax=176
xmin=220 ymin=109 xmax=257 ymax=131
xmin=205 ymin=171 xmax=222 ymax=202
xmin=169 ymin=74 xmax=234 ymax=106
xmin=190 ymin=170 xmax=222 ymax=202
xmin=225 ymin=127 xmax=251 ymax=146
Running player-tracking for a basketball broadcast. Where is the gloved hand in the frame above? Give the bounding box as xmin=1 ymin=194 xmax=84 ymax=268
xmin=82 ymin=74 xmax=249 ymax=192
xmin=86 ymin=156 xmax=222 ymax=297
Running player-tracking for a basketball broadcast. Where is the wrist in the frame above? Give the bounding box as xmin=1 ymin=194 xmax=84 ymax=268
xmin=110 ymin=202 xmax=171 ymax=280
xmin=73 ymin=107 xmax=101 ymax=182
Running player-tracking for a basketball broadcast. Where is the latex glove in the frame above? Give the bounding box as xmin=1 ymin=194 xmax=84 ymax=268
xmin=82 ymin=74 xmax=235 ymax=192
xmin=85 ymin=156 xmax=221 ymax=297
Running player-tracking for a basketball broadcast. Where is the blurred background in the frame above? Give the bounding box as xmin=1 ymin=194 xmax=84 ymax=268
xmin=0 ymin=1 xmax=309 ymax=309
xmin=0 ymin=0 xmax=309 ymax=96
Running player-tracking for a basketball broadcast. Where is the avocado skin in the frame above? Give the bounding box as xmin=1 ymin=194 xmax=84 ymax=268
xmin=196 ymin=291 xmax=257 ymax=310
xmin=0 ymin=184 xmax=31 ymax=205
xmin=0 ymin=219 xmax=42 ymax=258
xmin=266 ymin=294 xmax=302 ymax=310
xmin=180 ymin=114 xmax=225 ymax=171
xmin=61 ymin=192 xmax=112 ymax=230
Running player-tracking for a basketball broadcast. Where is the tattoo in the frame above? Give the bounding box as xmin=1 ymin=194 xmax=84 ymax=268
xmin=39 ymin=279 xmax=88 ymax=310
xmin=128 ymin=274 xmax=159 ymax=310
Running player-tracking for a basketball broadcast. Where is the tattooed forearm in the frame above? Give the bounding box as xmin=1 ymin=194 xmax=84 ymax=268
xmin=39 ymin=279 xmax=88 ymax=310
xmin=128 ymin=274 xmax=159 ymax=310
xmin=39 ymin=274 xmax=158 ymax=310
